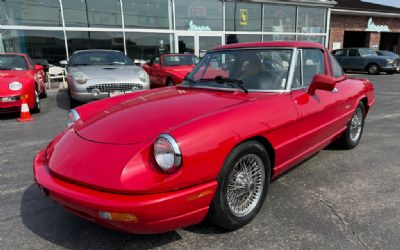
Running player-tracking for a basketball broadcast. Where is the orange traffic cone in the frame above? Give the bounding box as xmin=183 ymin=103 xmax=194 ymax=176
xmin=17 ymin=96 xmax=34 ymax=122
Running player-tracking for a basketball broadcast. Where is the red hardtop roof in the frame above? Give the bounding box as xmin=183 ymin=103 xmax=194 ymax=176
xmin=212 ymin=41 xmax=326 ymax=51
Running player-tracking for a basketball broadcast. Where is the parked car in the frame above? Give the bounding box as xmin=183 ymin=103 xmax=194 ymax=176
xmin=32 ymin=59 xmax=53 ymax=83
xmin=61 ymin=50 xmax=150 ymax=107
xmin=0 ymin=53 xmax=46 ymax=113
xmin=376 ymin=50 xmax=400 ymax=73
xmin=34 ymin=41 xmax=375 ymax=234
xmin=143 ymin=54 xmax=199 ymax=88
xmin=332 ymin=48 xmax=398 ymax=74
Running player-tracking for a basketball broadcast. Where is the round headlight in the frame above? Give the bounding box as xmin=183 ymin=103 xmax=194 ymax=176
xmin=154 ymin=134 xmax=182 ymax=173
xmin=67 ymin=109 xmax=80 ymax=127
xmin=73 ymin=72 xmax=87 ymax=84
xmin=9 ymin=81 xmax=23 ymax=91
xmin=138 ymin=69 xmax=149 ymax=83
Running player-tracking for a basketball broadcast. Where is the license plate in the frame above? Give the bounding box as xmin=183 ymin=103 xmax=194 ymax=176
xmin=109 ymin=91 xmax=124 ymax=97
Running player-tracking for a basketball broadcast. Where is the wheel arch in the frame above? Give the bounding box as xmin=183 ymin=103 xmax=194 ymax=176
xmin=365 ymin=62 xmax=380 ymax=71
xmin=239 ymin=136 xmax=276 ymax=177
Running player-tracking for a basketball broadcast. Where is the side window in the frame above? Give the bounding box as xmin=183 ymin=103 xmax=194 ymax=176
xmin=302 ymin=49 xmax=325 ymax=86
xmin=330 ymin=54 xmax=344 ymax=78
xmin=333 ymin=49 xmax=345 ymax=57
xmin=348 ymin=49 xmax=359 ymax=57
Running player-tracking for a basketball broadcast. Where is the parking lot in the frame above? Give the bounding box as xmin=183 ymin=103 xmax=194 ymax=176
xmin=1 ymin=73 xmax=399 ymax=250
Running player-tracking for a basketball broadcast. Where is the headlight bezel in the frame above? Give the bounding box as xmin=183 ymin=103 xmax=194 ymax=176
xmin=387 ymin=58 xmax=394 ymax=64
xmin=138 ymin=69 xmax=149 ymax=83
xmin=73 ymin=72 xmax=87 ymax=84
xmin=67 ymin=109 xmax=80 ymax=127
xmin=153 ymin=134 xmax=182 ymax=173
xmin=9 ymin=81 xmax=23 ymax=91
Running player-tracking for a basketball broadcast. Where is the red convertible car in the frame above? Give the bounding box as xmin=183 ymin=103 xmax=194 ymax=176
xmin=33 ymin=41 xmax=375 ymax=234
xmin=0 ymin=53 xmax=46 ymax=113
xmin=143 ymin=54 xmax=199 ymax=88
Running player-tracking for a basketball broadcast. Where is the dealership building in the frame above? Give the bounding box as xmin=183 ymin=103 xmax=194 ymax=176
xmin=0 ymin=0 xmax=335 ymax=64
xmin=330 ymin=0 xmax=400 ymax=53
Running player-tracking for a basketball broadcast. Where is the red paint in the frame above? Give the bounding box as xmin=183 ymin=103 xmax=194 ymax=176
xmin=33 ymin=41 xmax=375 ymax=234
xmin=143 ymin=54 xmax=197 ymax=88
xmin=0 ymin=53 xmax=46 ymax=112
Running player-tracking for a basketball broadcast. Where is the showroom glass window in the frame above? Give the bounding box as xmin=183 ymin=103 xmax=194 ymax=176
xmin=225 ymin=2 xmax=262 ymax=32
xmin=67 ymin=31 xmax=124 ymax=55
xmin=297 ymin=35 xmax=325 ymax=45
xmin=175 ymin=0 xmax=223 ymax=31
xmin=1 ymin=30 xmax=66 ymax=64
xmin=226 ymin=34 xmax=261 ymax=44
xmin=125 ymin=33 xmax=174 ymax=61
xmin=297 ymin=7 xmax=327 ymax=34
xmin=63 ymin=0 xmax=122 ymax=27
xmin=123 ymin=0 xmax=173 ymax=29
xmin=264 ymin=4 xmax=296 ymax=33
xmin=263 ymin=35 xmax=296 ymax=42
xmin=0 ymin=0 xmax=61 ymax=26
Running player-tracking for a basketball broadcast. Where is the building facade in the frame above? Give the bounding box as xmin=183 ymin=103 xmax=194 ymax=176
xmin=329 ymin=0 xmax=400 ymax=53
xmin=0 ymin=0 xmax=335 ymax=64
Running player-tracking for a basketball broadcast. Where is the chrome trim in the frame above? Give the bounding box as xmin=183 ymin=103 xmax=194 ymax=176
xmin=286 ymin=48 xmax=298 ymax=90
xmin=156 ymin=134 xmax=182 ymax=171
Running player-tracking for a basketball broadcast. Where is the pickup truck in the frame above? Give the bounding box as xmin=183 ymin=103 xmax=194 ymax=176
xmin=332 ymin=48 xmax=399 ymax=74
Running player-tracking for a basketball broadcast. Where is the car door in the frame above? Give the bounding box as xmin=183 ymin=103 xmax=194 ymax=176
xmin=347 ymin=49 xmax=364 ymax=70
xmin=333 ymin=49 xmax=348 ymax=68
xmin=291 ymin=48 xmax=344 ymax=156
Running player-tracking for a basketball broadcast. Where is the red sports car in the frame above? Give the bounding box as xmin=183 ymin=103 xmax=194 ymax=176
xmin=0 ymin=53 xmax=46 ymax=113
xmin=33 ymin=41 xmax=375 ymax=234
xmin=143 ymin=54 xmax=199 ymax=88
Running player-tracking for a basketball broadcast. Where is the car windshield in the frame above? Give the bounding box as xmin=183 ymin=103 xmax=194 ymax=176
xmin=185 ymin=49 xmax=292 ymax=91
xmin=0 ymin=55 xmax=29 ymax=70
xmin=359 ymin=48 xmax=377 ymax=56
xmin=162 ymin=55 xmax=199 ymax=66
xmin=69 ymin=51 xmax=133 ymax=66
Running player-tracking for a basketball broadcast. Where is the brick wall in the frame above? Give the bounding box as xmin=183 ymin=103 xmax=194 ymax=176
xmin=329 ymin=14 xmax=400 ymax=50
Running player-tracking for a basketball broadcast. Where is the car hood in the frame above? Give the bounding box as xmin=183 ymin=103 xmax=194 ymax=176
xmin=0 ymin=70 xmax=32 ymax=93
xmin=74 ymin=87 xmax=250 ymax=145
xmin=69 ymin=65 xmax=143 ymax=82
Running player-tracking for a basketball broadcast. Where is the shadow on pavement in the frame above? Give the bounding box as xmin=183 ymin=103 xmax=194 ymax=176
xmin=0 ymin=112 xmax=20 ymax=121
xmin=20 ymin=184 xmax=182 ymax=249
xmin=56 ymin=89 xmax=71 ymax=111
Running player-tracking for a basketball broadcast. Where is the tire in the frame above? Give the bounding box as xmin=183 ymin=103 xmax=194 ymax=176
xmin=367 ymin=64 xmax=380 ymax=75
xmin=31 ymin=90 xmax=41 ymax=113
xmin=336 ymin=102 xmax=365 ymax=149
xmin=208 ymin=141 xmax=271 ymax=230
xmin=167 ymin=78 xmax=174 ymax=87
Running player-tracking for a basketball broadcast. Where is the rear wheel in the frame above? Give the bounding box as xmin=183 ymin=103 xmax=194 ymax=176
xmin=367 ymin=64 xmax=380 ymax=75
xmin=336 ymin=102 xmax=365 ymax=149
xmin=31 ymin=90 xmax=41 ymax=113
xmin=208 ymin=141 xmax=271 ymax=230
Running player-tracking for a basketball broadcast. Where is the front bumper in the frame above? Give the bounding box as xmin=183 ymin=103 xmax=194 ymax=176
xmin=33 ymin=149 xmax=217 ymax=234
xmin=382 ymin=65 xmax=399 ymax=73
xmin=0 ymin=96 xmax=22 ymax=113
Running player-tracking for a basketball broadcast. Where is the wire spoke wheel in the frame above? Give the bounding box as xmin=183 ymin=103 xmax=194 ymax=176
xmin=226 ymin=154 xmax=265 ymax=217
xmin=350 ymin=108 xmax=363 ymax=143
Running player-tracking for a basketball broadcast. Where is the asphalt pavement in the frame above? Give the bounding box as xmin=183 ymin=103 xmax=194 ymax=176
xmin=1 ymin=74 xmax=399 ymax=250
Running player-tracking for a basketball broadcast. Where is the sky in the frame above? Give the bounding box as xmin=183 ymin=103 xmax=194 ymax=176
xmin=362 ymin=0 xmax=400 ymax=8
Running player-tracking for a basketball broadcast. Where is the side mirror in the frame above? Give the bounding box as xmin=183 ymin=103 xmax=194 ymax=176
xmin=34 ymin=64 xmax=44 ymax=71
xmin=59 ymin=60 xmax=68 ymax=66
xmin=308 ymin=74 xmax=336 ymax=95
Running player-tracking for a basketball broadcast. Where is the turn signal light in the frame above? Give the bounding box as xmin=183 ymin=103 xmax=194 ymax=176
xmin=99 ymin=211 xmax=138 ymax=222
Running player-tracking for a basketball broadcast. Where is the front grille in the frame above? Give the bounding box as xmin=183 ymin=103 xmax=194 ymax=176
xmin=86 ymin=83 xmax=143 ymax=93
xmin=394 ymin=59 xmax=400 ymax=67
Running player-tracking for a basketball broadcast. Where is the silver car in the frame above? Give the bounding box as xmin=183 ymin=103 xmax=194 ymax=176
xmin=61 ymin=50 xmax=150 ymax=107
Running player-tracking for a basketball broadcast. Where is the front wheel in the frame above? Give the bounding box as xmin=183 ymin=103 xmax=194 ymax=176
xmin=336 ymin=102 xmax=365 ymax=149
xmin=31 ymin=90 xmax=41 ymax=113
xmin=367 ymin=64 xmax=380 ymax=75
xmin=208 ymin=141 xmax=271 ymax=230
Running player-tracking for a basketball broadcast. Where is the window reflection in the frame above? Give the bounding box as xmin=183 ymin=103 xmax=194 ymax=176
xmin=264 ymin=4 xmax=296 ymax=33
xmin=263 ymin=35 xmax=296 ymax=42
xmin=123 ymin=0 xmax=172 ymax=29
xmin=175 ymin=0 xmax=223 ymax=31
xmin=225 ymin=2 xmax=262 ymax=32
xmin=226 ymin=34 xmax=261 ymax=44
xmin=1 ymin=30 xmax=66 ymax=64
xmin=125 ymin=33 xmax=174 ymax=61
xmin=63 ymin=0 xmax=121 ymax=27
xmin=297 ymin=7 xmax=327 ymax=34
xmin=0 ymin=0 xmax=62 ymax=26
xmin=297 ymin=35 xmax=325 ymax=45
xmin=67 ymin=31 xmax=124 ymax=55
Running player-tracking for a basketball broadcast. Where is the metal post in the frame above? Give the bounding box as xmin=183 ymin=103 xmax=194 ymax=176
xmin=58 ymin=0 xmax=69 ymax=59
xmin=119 ymin=0 xmax=127 ymax=54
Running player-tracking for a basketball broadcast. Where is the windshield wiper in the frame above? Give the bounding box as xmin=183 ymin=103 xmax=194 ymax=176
xmin=214 ymin=76 xmax=248 ymax=93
